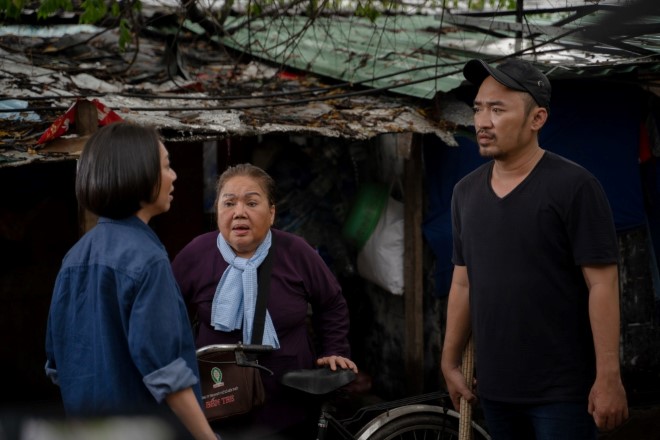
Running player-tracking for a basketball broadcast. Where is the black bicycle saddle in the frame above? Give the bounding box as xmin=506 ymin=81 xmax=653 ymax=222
xmin=280 ymin=368 xmax=357 ymax=395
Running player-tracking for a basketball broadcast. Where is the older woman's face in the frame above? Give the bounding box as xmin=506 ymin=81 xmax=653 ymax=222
xmin=217 ymin=175 xmax=275 ymax=259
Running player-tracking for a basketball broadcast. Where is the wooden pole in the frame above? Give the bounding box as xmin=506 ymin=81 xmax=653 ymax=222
xmin=404 ymin=133 xmax=424 ymax=394
xmin=75 ymin=99 xmax=100 ymax=236
xmin=459 ymin=335 xmax=474 ymax=440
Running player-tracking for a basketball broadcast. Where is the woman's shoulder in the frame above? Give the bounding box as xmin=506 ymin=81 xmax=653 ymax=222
xmin=270 ymin=229 xmax=328 ymax=273
xmin=181 ymin=231 xmax=219 ymax=252
xmin=173 ymin=231 xmax=219 ymax=264
xmin=65 ymin=219 xmax=167 ymax=274
xmin=271 ymin=228 xmax=312 ymax=250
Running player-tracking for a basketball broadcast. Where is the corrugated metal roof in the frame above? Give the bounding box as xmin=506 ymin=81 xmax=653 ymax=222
xmin=216 ymin=2 xmax=660 ymax=99
xmin=0 ymin=24 xmax=455 ymax=168
xmin=1 ymin=1 xmax=658 ymax=167
xmin=219 ymin=14 xmax=468 ymax=100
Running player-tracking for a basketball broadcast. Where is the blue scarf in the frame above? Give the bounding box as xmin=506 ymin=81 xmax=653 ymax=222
xmin=211 ymin=230 xmax=280 ymax=348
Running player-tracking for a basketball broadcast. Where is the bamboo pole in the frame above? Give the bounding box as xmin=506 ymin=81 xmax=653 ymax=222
xmin=458 ymin=335 xmax=474 ymax=440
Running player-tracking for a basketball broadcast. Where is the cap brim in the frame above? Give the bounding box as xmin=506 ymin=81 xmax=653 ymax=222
xmin=463 ymin=59 xmax=526 ymax=93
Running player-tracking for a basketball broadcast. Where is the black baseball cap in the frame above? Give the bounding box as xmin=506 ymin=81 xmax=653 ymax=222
xmin=463 ymin=58 xmax=551 ymax=109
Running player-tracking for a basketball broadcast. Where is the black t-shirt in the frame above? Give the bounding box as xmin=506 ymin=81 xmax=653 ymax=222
xmin=451 ymin=151 xmax=618 ymax=403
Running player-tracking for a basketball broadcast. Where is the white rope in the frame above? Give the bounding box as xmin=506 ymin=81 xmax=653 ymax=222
xmin=459 ymin=335 xmax=474 ymax=440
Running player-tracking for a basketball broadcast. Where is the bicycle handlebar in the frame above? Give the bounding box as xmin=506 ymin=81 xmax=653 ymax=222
xmin=196 ymin=343 xmax=276 ymax=375
xmin=196 ymin=343 xmax=276 ymax=357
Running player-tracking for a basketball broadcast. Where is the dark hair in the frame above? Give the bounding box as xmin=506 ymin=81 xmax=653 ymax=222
xmin=75 ymin=122 xmax=162 ymax=219
xmin=214 ymin=163 xmax=276 ymax=212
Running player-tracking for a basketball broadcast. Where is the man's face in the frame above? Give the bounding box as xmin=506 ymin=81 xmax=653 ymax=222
xmin=472 ymin=76 xmax=537 ymax=160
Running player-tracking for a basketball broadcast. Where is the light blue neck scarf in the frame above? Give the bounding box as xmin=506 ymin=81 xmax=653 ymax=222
xmin=211 ymin=230 xmax=280 ymax=348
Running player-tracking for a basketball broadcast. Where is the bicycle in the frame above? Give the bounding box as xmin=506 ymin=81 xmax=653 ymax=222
xmin=197 ymin=343 xmax=491 ymax=440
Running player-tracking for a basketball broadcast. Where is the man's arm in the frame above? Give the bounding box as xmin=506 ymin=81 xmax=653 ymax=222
xmin=440 ymin=265 xmax=475 ymax=410
xmin=583 ymin=263 xmax=628 ymax=431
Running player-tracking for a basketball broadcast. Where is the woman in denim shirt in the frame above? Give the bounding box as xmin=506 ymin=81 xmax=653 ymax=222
xmin=45 ymin=122 xmax=218 ymax=440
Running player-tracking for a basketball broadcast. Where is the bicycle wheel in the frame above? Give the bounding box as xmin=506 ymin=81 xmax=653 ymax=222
xmin=356 ymin=406 xmax=490 ymax=440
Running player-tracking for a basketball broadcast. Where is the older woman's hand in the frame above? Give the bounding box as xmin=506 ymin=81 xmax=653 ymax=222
xmin=316 ymin=355 xmax=358 ymax=373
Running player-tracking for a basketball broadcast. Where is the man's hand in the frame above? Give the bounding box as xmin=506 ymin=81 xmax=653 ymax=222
xmin=588 ymin=374 xmax=628 ymax=431
xmin=442 ymin=365 xmax=476 ymax=411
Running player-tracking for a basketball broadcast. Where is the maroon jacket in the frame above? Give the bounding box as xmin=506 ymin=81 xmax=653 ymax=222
xmin=172 ymin=228 xmax=351 ymax=433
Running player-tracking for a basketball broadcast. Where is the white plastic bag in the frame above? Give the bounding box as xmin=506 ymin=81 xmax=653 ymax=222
xmin=357 ymin=197 xmax=405 ymax=295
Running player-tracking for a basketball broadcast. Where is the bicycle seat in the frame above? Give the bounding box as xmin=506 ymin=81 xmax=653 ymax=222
xmin=280 ymin=368 xmax=357 ymax=395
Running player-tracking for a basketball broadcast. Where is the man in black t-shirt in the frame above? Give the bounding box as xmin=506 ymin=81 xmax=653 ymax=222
xmin=440 ymin=58 xmax=628 ymax=439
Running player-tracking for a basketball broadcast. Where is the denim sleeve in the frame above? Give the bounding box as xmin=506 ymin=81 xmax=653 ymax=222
xmin=128 ymin=259 xmax=200 ymax=403
xmin=44 ymin=300 xmax=59 ymax=386
xmin=143 ymin=357 xmax=198 ymax=403
xmin=44 ymin=359 xmax=59 ymax=385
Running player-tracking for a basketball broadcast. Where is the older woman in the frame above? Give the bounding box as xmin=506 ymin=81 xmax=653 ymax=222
xmin=172 ymin=163 xmax=357 ymax=439
xmin=45 ymin=122 xmax=218 ymax=440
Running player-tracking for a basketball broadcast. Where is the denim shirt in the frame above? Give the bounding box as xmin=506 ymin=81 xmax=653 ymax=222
xmin=45 ymin=216 xmax=201 ymax=416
